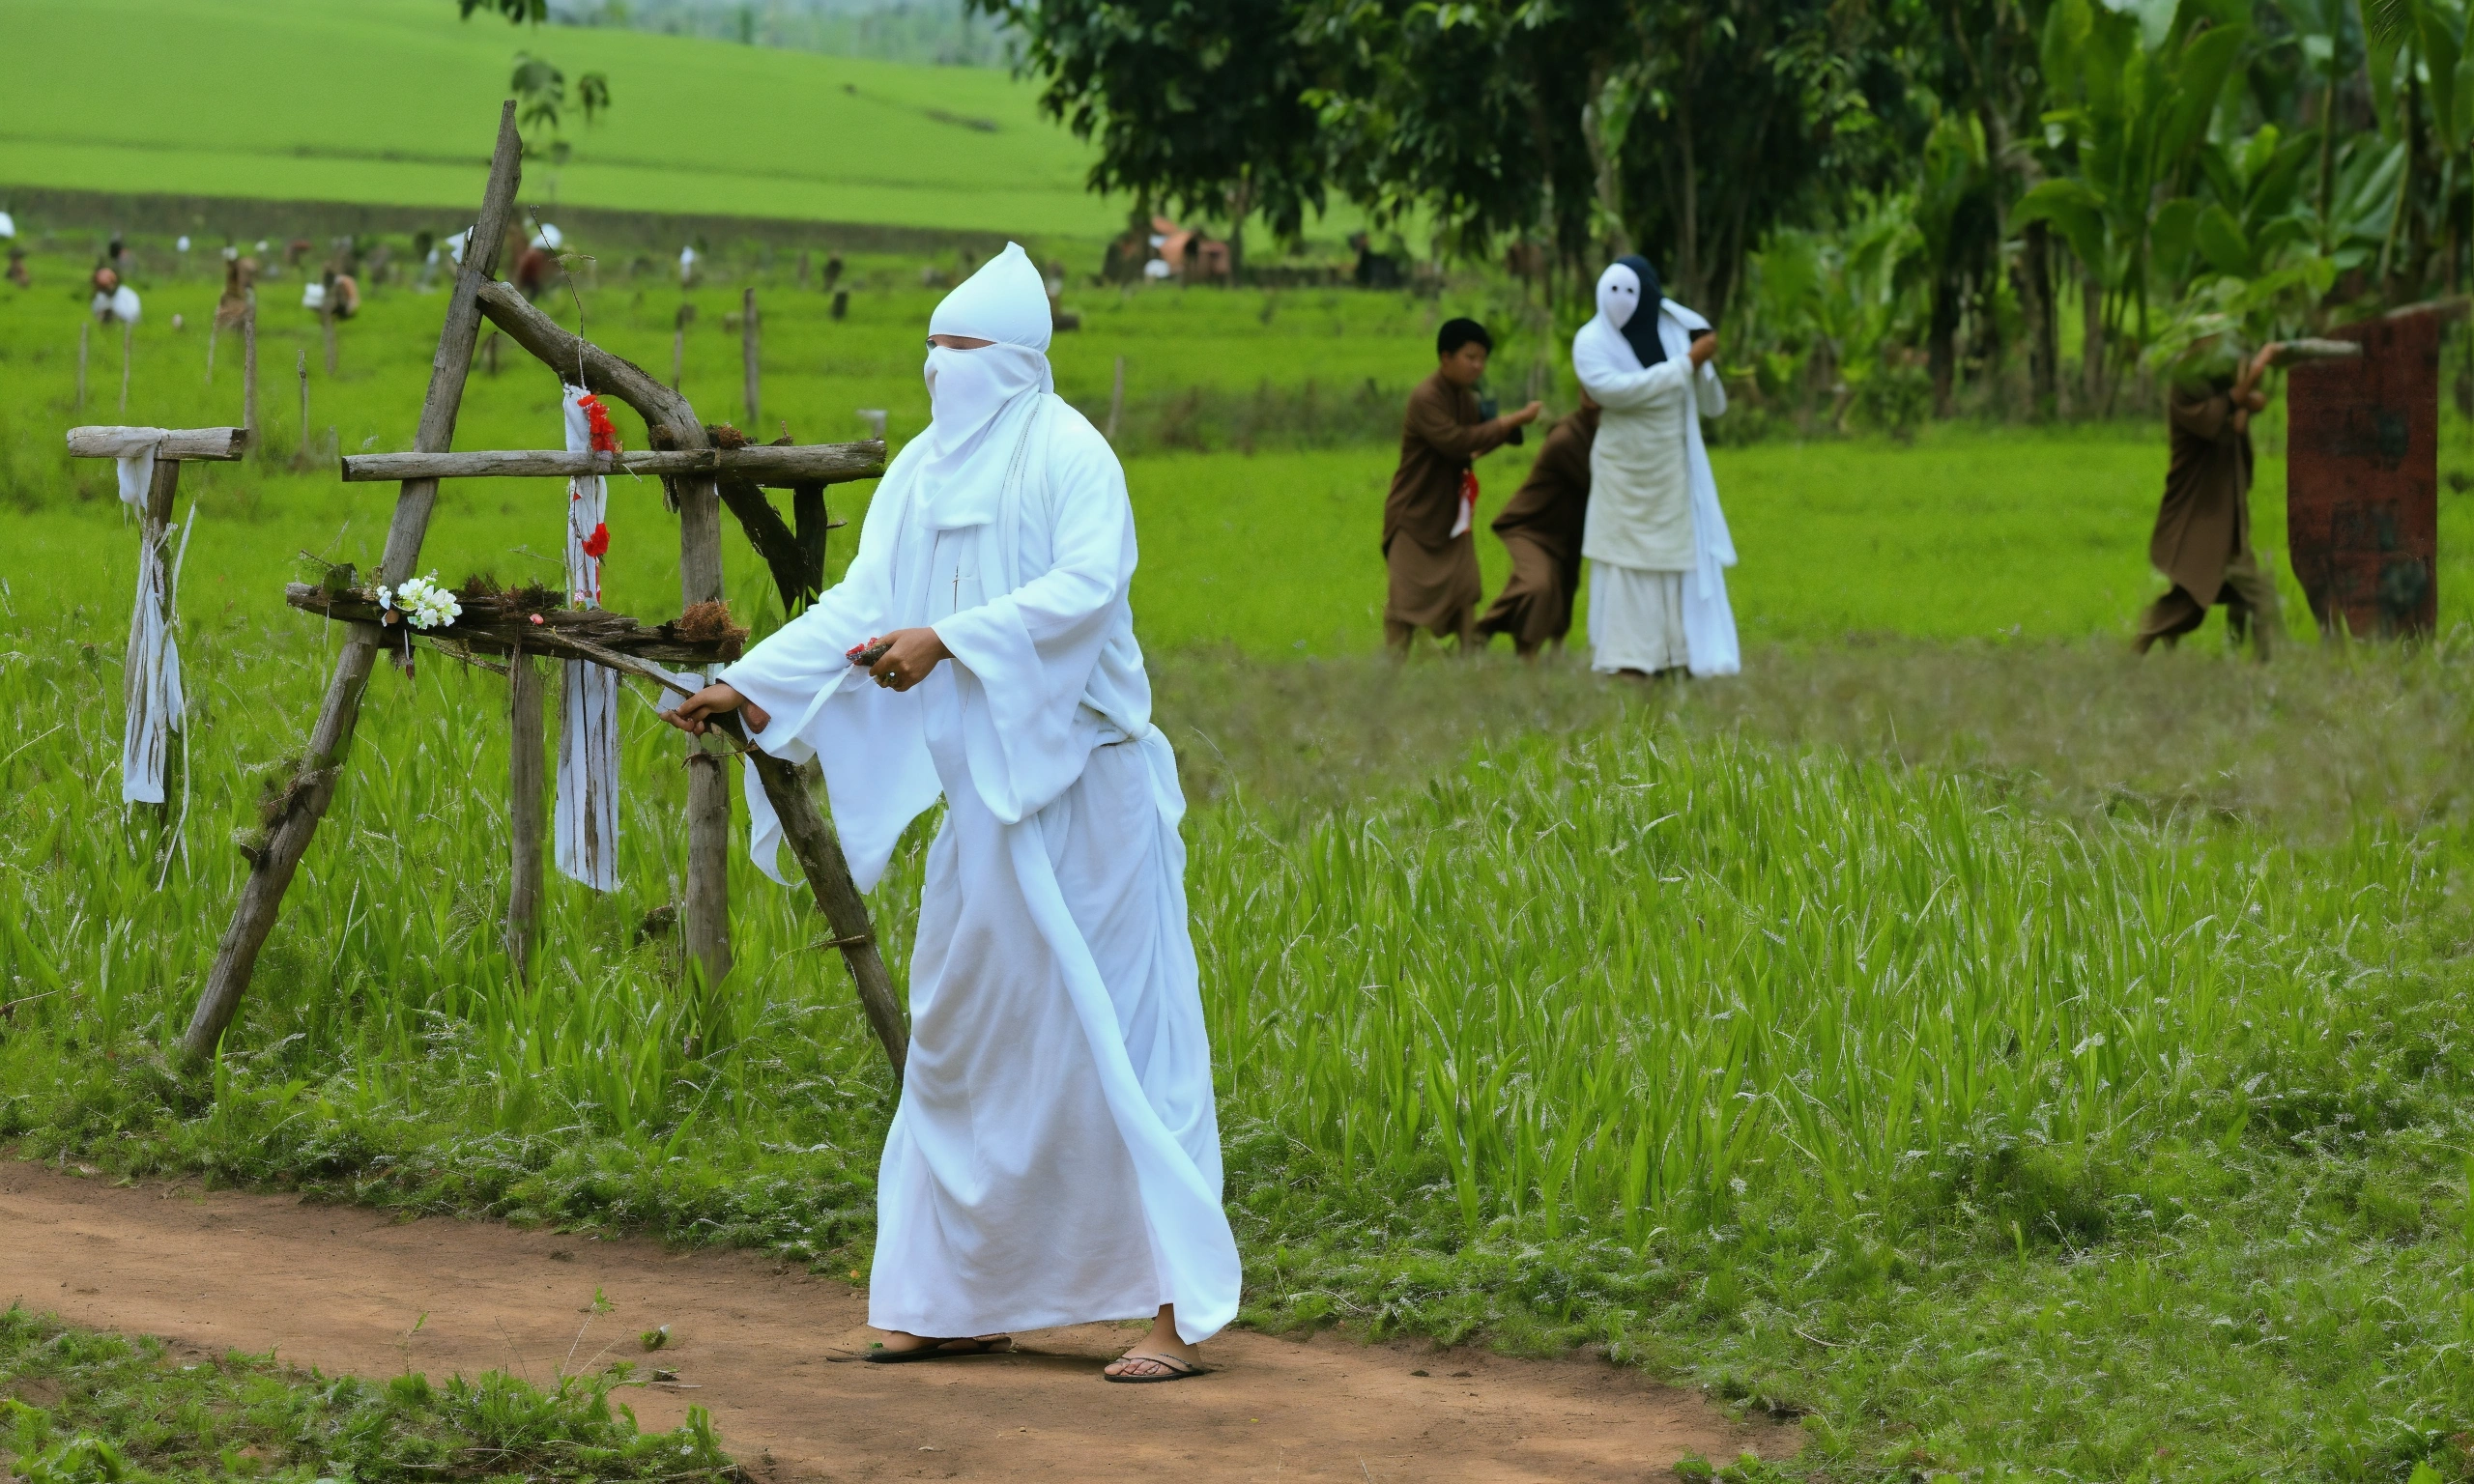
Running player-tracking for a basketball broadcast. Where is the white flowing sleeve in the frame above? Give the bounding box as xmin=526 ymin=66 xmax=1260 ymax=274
xmin=719 ymin=457 xmax=942 ymax=892
xmin=1697 ymin=359 xmax=1728 ymax=419
xmin=932 ymin=414 xmax=1136 ymax=825
xmin=1572 ymin=321 xmax=1689 ymax=411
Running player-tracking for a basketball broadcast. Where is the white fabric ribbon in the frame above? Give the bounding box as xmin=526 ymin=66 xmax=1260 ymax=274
xmin=80 ymin=426 xmax=169 ymax=508
xmin=121 ymin=502 xmax=193 ymax=805
xmin=553 ymin=385 xmax=620 ymax=891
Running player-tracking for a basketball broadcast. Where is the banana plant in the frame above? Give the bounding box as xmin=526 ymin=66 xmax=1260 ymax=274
xmin=2010 ymin=0 xmax=2251 ymax=392
xmin=2361 ymin=0 xmax=2473 ymax=289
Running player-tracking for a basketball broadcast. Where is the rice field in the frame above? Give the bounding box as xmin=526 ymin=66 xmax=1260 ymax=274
xmin=9 ymin=243 xmax=2474 ymax=1477
xmin=0 ymin=0 xmax=1121 ymax=237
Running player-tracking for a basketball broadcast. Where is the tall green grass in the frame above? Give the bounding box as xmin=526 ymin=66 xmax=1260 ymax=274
xmin=0 ymin=0 xmax=1121 ymax=236
xmin=11 ymin=231 xmax=2474 ymax=1475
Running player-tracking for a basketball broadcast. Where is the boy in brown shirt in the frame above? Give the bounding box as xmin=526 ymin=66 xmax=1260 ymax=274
xmin=1382 ymin=318 xmax=1541 ymax=652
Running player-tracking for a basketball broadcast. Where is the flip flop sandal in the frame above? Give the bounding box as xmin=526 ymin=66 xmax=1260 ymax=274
xmin=863 ymin=1336 xmax=1013 ymax=1364
xmin=1104 ymin=1351 xmax=1209 ymax=1384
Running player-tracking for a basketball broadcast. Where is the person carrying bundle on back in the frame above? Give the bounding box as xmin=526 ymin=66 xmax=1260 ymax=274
xmin=2134 ymin=337 xmax=2287 ymax=658
xmin=1381 ymin=318 xmax=1542 ymax=654
xmin=1476 ymin=391 xmax=1599 ymax=657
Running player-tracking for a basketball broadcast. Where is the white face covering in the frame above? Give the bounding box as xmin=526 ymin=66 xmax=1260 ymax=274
xmin=1597 ymin=261 xmax=1642 ymax=329
xmin=915 ymin=243 xmax=1056 ymax=527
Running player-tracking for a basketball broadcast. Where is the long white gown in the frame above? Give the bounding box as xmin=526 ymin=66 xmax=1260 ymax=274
xmin=719 ymin=389 xmax=1243 ymax=1346
xmin=1573 ymin=301 xmax=1741 ymax=677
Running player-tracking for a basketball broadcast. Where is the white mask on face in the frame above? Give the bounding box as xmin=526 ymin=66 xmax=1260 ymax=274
xmin=1597 ymin=262 xmax=1642 ymax=330
xmin=911 ymin=243 xmax=1058 ymax=528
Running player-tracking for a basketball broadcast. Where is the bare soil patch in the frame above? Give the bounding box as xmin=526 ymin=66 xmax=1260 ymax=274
xmin=0 ymin=1160 xmax=1793 ymax=1480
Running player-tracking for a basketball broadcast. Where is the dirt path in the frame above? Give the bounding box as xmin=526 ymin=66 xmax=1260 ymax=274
xmin=1 ymin=1161 xmax=1790 ymax=1481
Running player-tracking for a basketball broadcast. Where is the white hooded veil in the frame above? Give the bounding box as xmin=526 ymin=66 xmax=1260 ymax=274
xmin=1570 ymin=261 xmax=1741 ymax=677
xmin=916 ymin=244 xmax=1055 ymax=528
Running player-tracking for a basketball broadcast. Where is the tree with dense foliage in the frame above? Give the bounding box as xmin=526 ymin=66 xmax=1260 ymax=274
xmin=963 ymin=0 xmax=1329 ymax=277
xmin=986 ymin=0 xmax=2465 ymax=422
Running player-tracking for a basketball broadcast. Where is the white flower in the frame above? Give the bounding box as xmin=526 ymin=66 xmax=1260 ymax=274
xmin=390 ymin=573 xmax=462 ymax=631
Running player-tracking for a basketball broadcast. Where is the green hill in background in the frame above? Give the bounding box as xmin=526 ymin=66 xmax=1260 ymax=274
xmin=0 ymin=0 xmax=1117 ymax=237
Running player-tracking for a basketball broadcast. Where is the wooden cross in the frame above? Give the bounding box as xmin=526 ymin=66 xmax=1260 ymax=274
xmin=61 ymin=424 xmax=246 ymax=836
xmin=175 ymin=102 xmax=908 ymax=1079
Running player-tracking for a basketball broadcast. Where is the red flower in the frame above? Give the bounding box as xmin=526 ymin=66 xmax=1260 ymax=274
xmin=581 ymin=522 xmax=610 ymax=559
xmin=576 ymin=392 xmax=621 ymax=454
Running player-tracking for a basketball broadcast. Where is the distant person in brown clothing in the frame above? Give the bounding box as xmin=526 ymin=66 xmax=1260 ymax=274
xmin=1382 ymin=318 xmax=1542 ymax=653
xmin=1477 ymin=393 xmax=1599 ymax=657
xmin=2135 ymin=339 xmax=2288 ymax=658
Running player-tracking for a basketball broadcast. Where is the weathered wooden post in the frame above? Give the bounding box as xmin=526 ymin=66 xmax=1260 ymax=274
xmin=506 ymin=647 xmax=546 ymax=979
xmin=242 ymin=294 xmax=259 ymax=446
xmin=180 ymin=101 xmax=526 ymax=1065
xmin=2287 ymin=300 xmax=2466 ymax=639
xmin=60 ymin=426 xmax=248 ymax=838
xmin=296 ymin=350 xmax=309 ymax=463
xmin=742 ymin=286 xmax=762 ymax=432
xmin=321 ymin=273 xmax=339 ymax=377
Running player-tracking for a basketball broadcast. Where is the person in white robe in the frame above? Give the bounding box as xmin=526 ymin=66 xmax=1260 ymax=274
xmin=660 ymin=243 xmax=1239 ymax=1384
xmin=1572 ymin=255 xmax=1740 ymax=678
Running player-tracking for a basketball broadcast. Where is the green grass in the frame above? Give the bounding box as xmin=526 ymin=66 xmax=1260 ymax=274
xmin=0 ymin=1305 xmax=735 ymax=1483
xmin=12 ymin=236 xmax=2474 ymax=1480
xmin=0 ymin=0 xmax=1129 ymax=237
xmin=14 ymin=240 xmax=2474 ymax=655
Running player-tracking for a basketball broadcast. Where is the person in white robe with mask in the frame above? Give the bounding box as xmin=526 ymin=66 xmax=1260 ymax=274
xmin=1571 ymin=255 xmax=1740 ymax=678
xmin=661 ymin=243 xmax=1240 ymax=1384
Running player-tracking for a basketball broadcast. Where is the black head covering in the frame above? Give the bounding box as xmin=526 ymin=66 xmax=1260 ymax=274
xmin=1613 ymin=254 xmax=1666 ymax=367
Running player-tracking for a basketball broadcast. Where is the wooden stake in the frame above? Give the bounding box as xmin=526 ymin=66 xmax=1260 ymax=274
xmin=181 ymin=100 xmax=526 ymax=1066
xmin=552 ymin=636 xmax=905 ymax=1078
xmin=242 ymin=294 xmax=258 ymax=445
xmin=505 ymin=650 xmax=545 ymax=980
xmin=322 ymin=302 xmax=337 ymax=377
xmin=206 ymin=323 xmax=217 ymax=386
xmin=742 ymin=286 xmax=761 ymax=431
xmin=119 ymin=320 xmax=133 ymax=415
xmin=75 ymin=321 xmax=89 ymax=412
xmin=1107 ymin=354 xmax=1126 ymax=443
xmin=469 ymin=280 xmax=735 ymax=996
xmin=679 ymin=449 xmax=734 ymax=1001
xmin=296 ymin=350 xmax=309 ymax=461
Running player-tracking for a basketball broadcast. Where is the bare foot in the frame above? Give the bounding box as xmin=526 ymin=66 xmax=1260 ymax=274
xmin=1103 ymin=1304 xmax=1203 ymax=1381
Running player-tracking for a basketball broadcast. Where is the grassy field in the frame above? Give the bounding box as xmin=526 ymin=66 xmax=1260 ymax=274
xmin=0 ymin=0 xmax=1132 ymax=238
xmin=0 ymin=1305 xmax=736 ymax=1482
xmin=11 ymin=239 xmax=2474 ymax=1479
xmin=13 ymin=242 xmax=2472 ymax=652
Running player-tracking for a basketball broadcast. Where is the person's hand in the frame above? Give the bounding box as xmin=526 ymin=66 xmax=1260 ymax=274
xmin=869 ymin=627 xmax=951 ymax=693
xmin=1508 ymin=400 xmax=1544 ymax=427
xmin=1688 ymin=333 xmax=1720 ymax=369
xmin=661 ymin=682 xmax=768 ymax=736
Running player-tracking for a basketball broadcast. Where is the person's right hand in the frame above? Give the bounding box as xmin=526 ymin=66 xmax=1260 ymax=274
xmin=661 ymin=682 xmax=769 ymax=736
xmin=1688 ymin=333 xmax=1720 ymax=368
xmin=1508 ymin=400 xmax=1544 ymax=427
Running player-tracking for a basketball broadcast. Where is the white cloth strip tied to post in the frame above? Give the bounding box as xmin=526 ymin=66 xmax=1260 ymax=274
xmin=86 ymin=427 xmax=187 ymax=804
xmin=554 ymin=385 xmax=621 ymax=890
